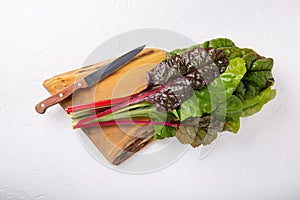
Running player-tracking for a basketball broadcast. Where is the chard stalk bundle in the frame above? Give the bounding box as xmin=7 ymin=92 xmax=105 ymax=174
xmin=67 ymin=38 xmax=276 ymax=147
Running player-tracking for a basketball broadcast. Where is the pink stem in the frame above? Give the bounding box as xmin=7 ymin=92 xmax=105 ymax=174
xmin=75 ymin=85 xmax=167 ymax=127
xmin=66 ymin=92 xmax=141 ymax=114
xmin=74 ymin=119 xmax=182 ymax=129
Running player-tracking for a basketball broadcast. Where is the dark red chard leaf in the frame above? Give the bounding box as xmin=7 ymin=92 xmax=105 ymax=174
xmin=144 ymin=79 xmax=193 ymax=112
xmin=176 ymin=116 xmax=224 ymax=147
xmin=145 ymin=47 xmax=229 ymax=112
xmin=206 ymin=48 xmax=229 ymax=73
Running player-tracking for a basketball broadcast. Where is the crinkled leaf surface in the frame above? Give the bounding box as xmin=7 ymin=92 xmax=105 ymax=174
xmin=145 ymin=47 xmax=229 ymax=112
xmin=177 ymin=58 xmax=246 ymax=121
xmin=176 ymin=116 xmax=224 ymax=147
xmin=151 ymin=38 xmax=276 ymax=148
xmin=241 ymin=86 xmax=276 ymax=117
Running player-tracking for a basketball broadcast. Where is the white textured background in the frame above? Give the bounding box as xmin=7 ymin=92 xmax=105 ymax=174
xmin=1 ymin=0 xmax=300 ymax=199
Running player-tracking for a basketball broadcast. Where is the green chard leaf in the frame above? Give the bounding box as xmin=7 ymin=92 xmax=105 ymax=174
xmin=213 ymin=95 xmax=244 ymax=122
xmin=153 ymin=126 xmax=177 ymax=139
xmin=149 ymin=108 xmax=177 ymax=139
xmin=210 ymin=38 xmax=276 ymax=115
xmin=234 ymin=56 xmax=274 ymax=101
xmin=208 ymin=58 xmax=247 ymax=99
xmin=177 ymin=94 xmax=202 ymax=121
xmin=223 ymin=118 xmax=240 ymax=133
xmin=225 ymin=95 xmax=244 ymax=121
xmin=177 ymin=57 xmax=246 ymax=121
xmin=241 ymin=86 xmax=276 ymax=117
xmin=168 ymin=38 xmax=235 ymax=58
xmin=213 ymin=94 xmax=243 ymax=133
xmin=176 ymin=116 xmax=224 ymax=147
xmin=200 ymin=38 xmax=236 ymax=49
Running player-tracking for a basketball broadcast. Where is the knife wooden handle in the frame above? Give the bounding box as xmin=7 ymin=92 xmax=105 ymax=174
xmin=35 ymin=79 xmax=88 ymax=114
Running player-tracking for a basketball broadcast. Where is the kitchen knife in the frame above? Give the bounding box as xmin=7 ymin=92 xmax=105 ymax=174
xmin=35 ymin=45 xmax=145 ymax=114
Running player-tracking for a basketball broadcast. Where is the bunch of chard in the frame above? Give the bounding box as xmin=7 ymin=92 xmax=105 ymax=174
xmin=68 ymin=38 xmax=276 ymax=147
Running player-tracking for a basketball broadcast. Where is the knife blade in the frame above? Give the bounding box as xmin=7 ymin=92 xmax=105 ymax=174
xmin=35 ymin=45 xmax=145 ymax=114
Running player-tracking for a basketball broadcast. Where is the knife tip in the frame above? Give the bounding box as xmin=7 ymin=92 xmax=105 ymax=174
xmin=138 ymin=45 xmax=146 ymax=50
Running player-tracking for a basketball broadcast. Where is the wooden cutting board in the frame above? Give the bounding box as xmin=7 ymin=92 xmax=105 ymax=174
xmin=43 ymin=48 xmax=167 ymax=165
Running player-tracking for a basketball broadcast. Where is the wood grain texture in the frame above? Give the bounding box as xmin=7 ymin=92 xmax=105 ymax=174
xmin=43 ymin=48 xmax=167 ymax=165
